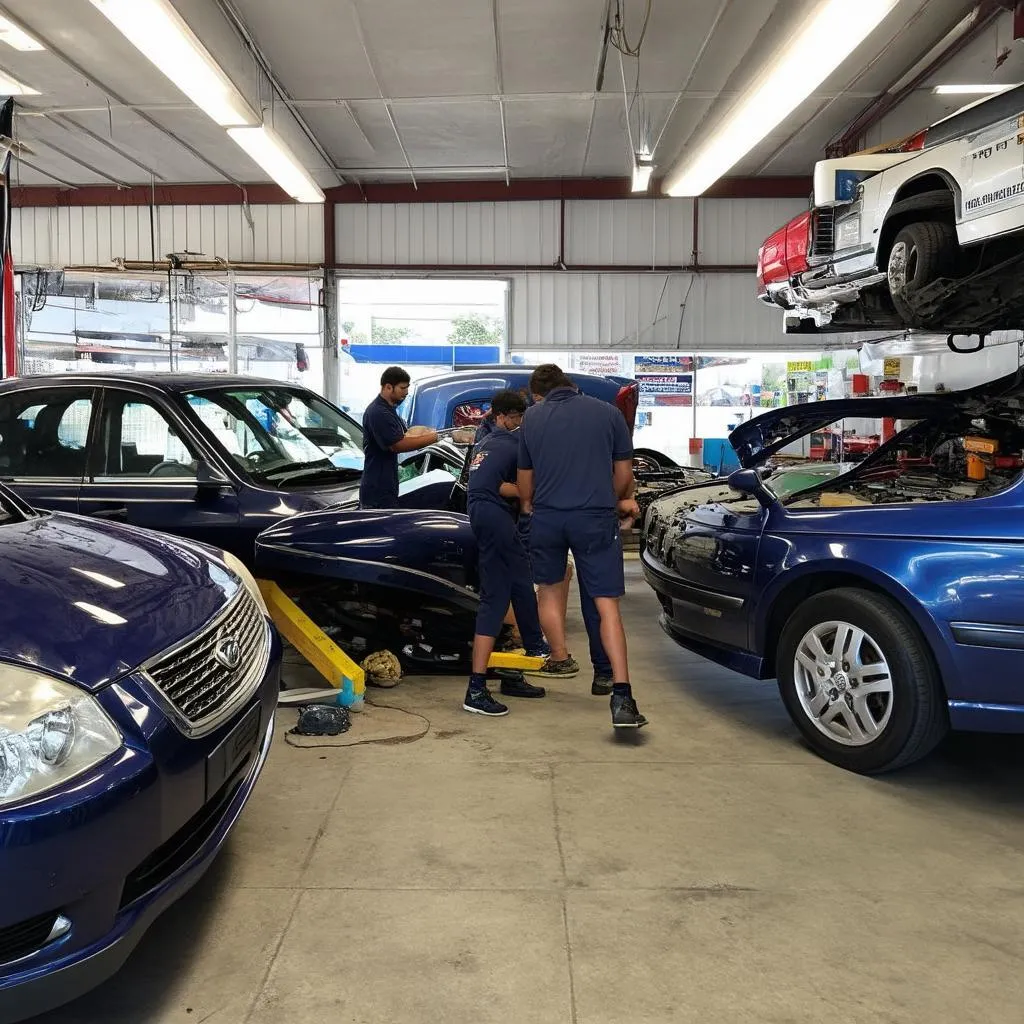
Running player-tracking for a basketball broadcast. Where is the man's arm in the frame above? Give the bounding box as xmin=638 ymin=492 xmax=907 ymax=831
xmin=389 ymin=427 xmax=438 ymax=453
xmin=517 ymin=424 xmax=535 ymax=513
xmin=498 ymin=482 xmax=520 ymax=499
xmin=612 ymin=458 xmax=635 ymax=500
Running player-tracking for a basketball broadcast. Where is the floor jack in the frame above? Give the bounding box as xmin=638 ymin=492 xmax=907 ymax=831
xmin=258 ymin=580 xmax=545 ymax=709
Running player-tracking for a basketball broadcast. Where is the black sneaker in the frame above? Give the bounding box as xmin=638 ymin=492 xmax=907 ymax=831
xmin=463 ymin=686 xmax=509 ymax=717
xmin=610 ymin=691 xmax=648 ymax=728
xmin=500 ymin=675 xmax=547 ymax=699
xmin=591 ymin=671 xmax=613 ymax=696
xmin=524 ymin=655 xmax=579 ymax=680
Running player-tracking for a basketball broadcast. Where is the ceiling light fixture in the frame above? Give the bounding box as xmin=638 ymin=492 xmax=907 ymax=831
xmin=0 ymin=69 xmax=37 ymax=95
xmin=632 ymin=153 xmax=654 ymax=193
xmin=663 ymin=0 xmax=900 ymax=197
xmin=228 ymin=125 xmax=325 ymax=204
xmin=0 ymin=14 xmax=43 ymax=51
xmin=88 ymin=0 xmax=258 ymax=127
xmin=933 ymin=83 xmax=1016 ymax=95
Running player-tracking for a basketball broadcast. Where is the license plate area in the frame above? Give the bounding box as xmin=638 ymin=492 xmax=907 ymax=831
xmin=206 ymin=703 xmax=261 ymax=798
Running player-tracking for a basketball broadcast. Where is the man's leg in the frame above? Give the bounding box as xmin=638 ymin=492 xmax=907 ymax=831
xmin=580 ymin=580 xmax=614 ymax=695
xmin=566 ymin=511 xmax=647 ymax=728
xmin=464 ymin=509 xmax=511 ymax=717
xmin=526 ymin=513 xmax=579 ymax=679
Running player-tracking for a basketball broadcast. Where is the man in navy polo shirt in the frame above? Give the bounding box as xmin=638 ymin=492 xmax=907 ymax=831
xmin=517 ymin=364 xmax=647 ymax=729
xmin=463 ymin=390 xmax=554 ymax=716
xmin=359 ymin=366 xmax=438 ymax=509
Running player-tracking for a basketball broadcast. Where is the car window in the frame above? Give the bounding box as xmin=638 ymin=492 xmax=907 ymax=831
xmin=183 ymin=387 xmax=364 ymax=486
xmin=99 ymin=395 xmax=199 ymax=478
xmin=0 ymin=389 xmax=94 ymax=479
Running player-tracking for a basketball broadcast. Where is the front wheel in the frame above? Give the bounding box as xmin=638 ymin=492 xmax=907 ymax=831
xmin=776 ymin=588 xmax=948 ymax=773
xmin=886 ymin=220 xmax=957 ymax=322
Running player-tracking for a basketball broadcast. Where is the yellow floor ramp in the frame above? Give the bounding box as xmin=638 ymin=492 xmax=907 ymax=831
xmin=257 ymin=580 xmax=546 ymax=706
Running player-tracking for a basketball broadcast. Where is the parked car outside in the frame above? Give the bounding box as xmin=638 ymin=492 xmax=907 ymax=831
xmin=0 ymin=480 xmax=280 ymax=1022
xmin=642 ymin=371 xmax=1024 ymax=773
xmin=0 ymin=374 xmax=463 ymax=561
xmin=757 ymin=83 xmax=1024 ymax=339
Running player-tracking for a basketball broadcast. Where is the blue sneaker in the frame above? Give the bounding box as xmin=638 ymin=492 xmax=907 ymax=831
xmin=463 ymin=686 xmax=509 ymax=717
xmin=525 ymin=641 xmax=551 ymax=659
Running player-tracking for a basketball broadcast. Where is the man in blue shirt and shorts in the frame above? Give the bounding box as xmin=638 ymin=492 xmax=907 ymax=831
xmin=359 ymin=366 xmax=439 ymax=509
xmin=517 ymin=365 xmax=647 ymax=729
xmin=463 ymin=390 xmax=556 ymax=716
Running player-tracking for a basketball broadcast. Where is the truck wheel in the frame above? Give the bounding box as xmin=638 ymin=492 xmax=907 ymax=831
xmin=776 ymin=588 xmax=948 ymax=774
xmin=886 ymin=221 xmax=957 ymax=322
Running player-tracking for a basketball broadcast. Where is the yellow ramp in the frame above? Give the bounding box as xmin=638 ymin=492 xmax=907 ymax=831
xmin=257 ymin=580 xmax=365 ymax=696
xmin=487 ymin=652 xmax=546 ymax=671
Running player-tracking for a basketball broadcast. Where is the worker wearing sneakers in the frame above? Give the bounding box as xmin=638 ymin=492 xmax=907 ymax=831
xmin=463 ymin=390 xmax=554 ymax=717
xmin=517 ymin=364 xmax=647 ymax=729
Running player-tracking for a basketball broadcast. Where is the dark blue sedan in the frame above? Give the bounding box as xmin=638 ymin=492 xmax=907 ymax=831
xmin=642 ymin=370 xmax=1024 ymax=773
xmin=0 ymin=482 xmax=280 ymax=1021
xmin=0 ymin=373 xmax=466 ymax=563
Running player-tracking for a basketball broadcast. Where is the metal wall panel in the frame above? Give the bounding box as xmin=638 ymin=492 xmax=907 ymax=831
xmin=509 ymin=270 xmax=837 ymax=352
xmin=563 ymin=199 xmax=694 ymax=266
xmin=335 ymin=201 xmax=559 ymax=266
xmin=698 ymin=198 xmax=806 ymax=265
xmin=13 ymin=204 xmax=325 ymax=267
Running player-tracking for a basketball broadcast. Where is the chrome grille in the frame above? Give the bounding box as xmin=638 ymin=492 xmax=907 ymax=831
xmin=146 ymin=590 xmax=269 ymax=735
xmin=811 ymin=208 xmax=835 ymax=258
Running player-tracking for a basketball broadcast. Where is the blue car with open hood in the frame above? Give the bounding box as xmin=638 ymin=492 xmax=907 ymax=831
xmin=642 ymin=369 xmax=1024 ymax=773
xmin=0 ymin=481 xmax=280 ymax=1022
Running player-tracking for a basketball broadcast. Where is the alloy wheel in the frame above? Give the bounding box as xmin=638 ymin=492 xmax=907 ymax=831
xmin=792 ymin=620 xmax=894 ymax=746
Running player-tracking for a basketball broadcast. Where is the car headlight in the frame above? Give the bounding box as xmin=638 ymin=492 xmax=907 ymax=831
xmin=0 ymin=670 xmax=122 ymax=807
xmin=222 ymin=550 xmax=270 ymax=617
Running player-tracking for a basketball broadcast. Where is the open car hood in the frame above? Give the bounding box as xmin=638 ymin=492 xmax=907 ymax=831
xmin=728 ymin=370 xmax=1024 ymax=468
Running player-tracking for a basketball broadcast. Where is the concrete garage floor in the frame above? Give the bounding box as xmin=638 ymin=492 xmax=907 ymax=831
xmin=35 ymin=564 xmax=1024 ymax=1023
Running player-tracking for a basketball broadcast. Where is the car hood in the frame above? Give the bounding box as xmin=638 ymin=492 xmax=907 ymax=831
xmin=728 ymin=370 xmax=1024 ymax=468
xmin=0 ymin=513 xmax=239 ymax=692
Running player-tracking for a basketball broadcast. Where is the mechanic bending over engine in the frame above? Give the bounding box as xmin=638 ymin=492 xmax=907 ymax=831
xmin=462 ymin=390 xmax=563 ymax=717
xmin=359 ymin=365 xmax=439 ymax=510
xmin=518 ymin=364 xmax=647 ymax=729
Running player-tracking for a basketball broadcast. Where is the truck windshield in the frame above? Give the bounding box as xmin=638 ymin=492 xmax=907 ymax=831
xmin=183 ymin=386 xmax=365 ymax=487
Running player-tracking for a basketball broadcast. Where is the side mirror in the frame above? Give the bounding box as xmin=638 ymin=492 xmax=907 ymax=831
xmin=196 ymin=460 xmax=231 ymax=496
xmin=727 ymin=467 xmax=775 ymax=509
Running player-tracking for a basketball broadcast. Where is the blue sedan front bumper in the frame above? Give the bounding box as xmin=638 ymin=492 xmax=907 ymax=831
xmin=0 ymin=644 xmax=280 ymax=1024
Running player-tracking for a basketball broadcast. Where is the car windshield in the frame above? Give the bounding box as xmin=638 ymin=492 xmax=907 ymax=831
xmin=0 ymin=483 xmax=30 ymax=524
xmin=183 ymin=387 xmax=365 ymax=487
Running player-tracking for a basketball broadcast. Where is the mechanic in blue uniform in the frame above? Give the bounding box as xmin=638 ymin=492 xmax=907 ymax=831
xmin=518 ymin=364 xmax=647 ymax=729
xmin=463 ymin=390 xmax=554 ymax=717
xmin=359 ymin=366 xmax=438 ymax=509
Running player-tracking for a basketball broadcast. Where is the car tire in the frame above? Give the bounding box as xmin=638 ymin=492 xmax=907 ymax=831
xmin=886 ymin=220 xmax=957 ymax=322
xmin=776 ymin=588 xmax=948 ymax=774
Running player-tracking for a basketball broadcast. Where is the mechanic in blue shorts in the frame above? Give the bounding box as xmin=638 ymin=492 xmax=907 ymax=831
xmin=463 ymin=390 xmax=558 ymax=717
xmin=517 ymin=364 xmax=647 ymax=729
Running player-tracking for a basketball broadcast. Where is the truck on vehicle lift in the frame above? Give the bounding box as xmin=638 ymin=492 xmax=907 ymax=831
xmin=757 ymin=83 xmax=1024 ymax=348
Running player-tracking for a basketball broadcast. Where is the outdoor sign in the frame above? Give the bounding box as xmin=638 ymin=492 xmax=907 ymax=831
xmin=637 ymin=372 xmax=694 ymax=407
xmin=635 ymin=355 xmax=694 ymax=374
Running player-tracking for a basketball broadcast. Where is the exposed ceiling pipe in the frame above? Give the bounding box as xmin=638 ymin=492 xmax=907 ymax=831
xmin=490 ymin=0 xmax=511 ymax=186
xmin=826 ymin=0 xmax=1008 ymax=157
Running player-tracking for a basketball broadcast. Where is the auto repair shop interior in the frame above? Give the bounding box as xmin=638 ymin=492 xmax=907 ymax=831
xmin=5 ymin=0 xmax=1024 ymax=1021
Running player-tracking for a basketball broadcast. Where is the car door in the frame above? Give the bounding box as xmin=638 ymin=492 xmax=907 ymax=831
xmin=0 ymin=386 xmax=96 ymax=514
xmin=662 ymin=499 xmax=766 ymax=651
xmin=79 ymin=387 xmax=241 ymax=548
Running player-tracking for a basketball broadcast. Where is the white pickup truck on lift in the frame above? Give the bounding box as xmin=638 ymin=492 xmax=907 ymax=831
xmin=757 ymin=84 xmax=1024 ymax=348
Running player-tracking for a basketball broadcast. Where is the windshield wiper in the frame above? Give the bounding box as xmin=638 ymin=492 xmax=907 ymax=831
xmin=265 ymin=464 xmax=362 ymax=487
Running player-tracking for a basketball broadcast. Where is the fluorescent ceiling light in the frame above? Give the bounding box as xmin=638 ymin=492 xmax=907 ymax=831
xmin=0 ymin=14 xmax=43 ymax=51
xmin=664 ymin=0 xmax=899 ymax=197
xmin=229 ymin=125 xmax=325 ymax=204
xmin=89 ymin=0 xmax=257 ymax=127
xmin=933 ymin=83 xmax=1015 ymax=95
xmin=0 ymin=69 xmax=37 ymax=95
xmin=632 ymin=161 xmax=654 ymax=193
